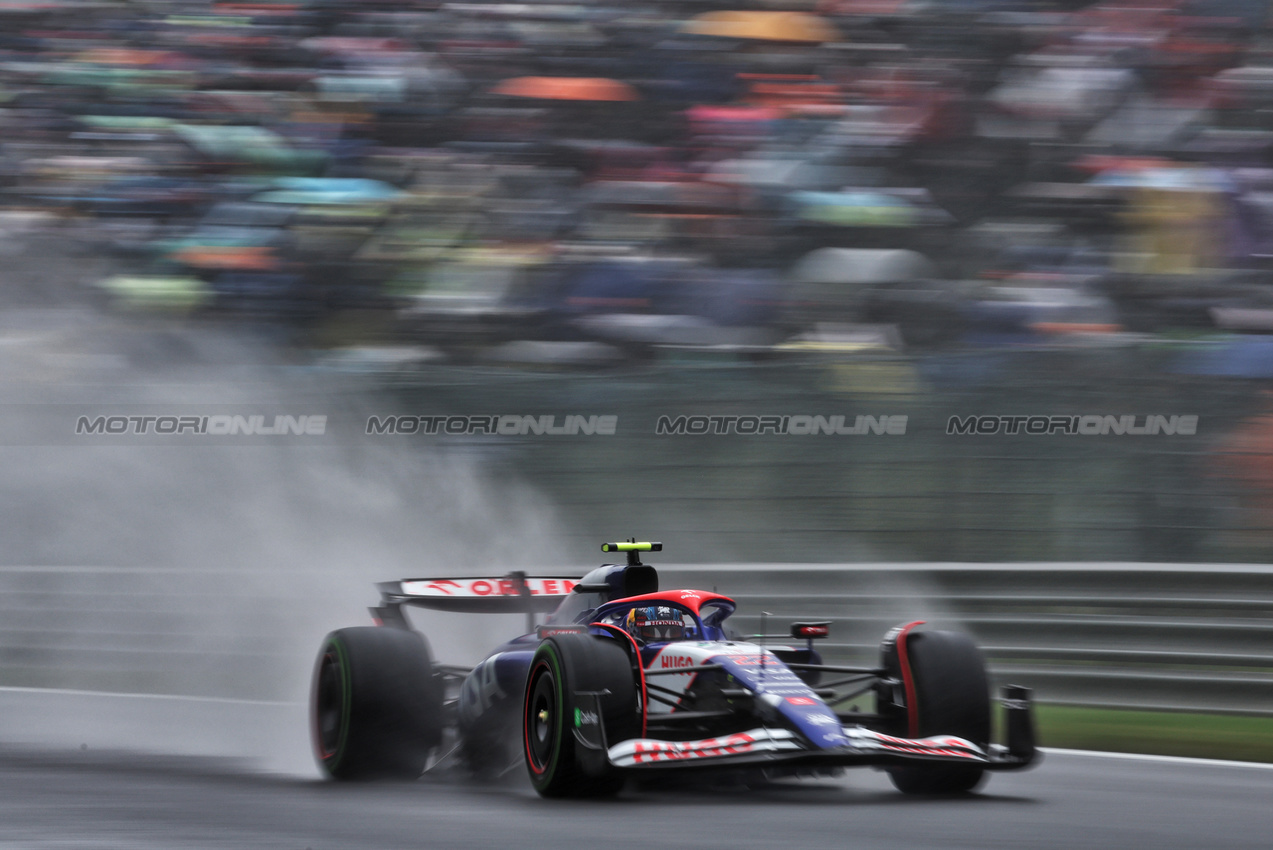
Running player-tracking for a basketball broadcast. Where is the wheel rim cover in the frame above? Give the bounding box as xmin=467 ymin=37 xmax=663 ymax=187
xmin=316 ymin=651 xmax=343 ymax=758
xmin=528 ymin=666 xmax=556 ymax=770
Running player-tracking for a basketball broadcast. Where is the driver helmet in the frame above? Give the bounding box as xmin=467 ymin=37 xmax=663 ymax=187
xmin=625 ymin=605 xmax=684 ymax=642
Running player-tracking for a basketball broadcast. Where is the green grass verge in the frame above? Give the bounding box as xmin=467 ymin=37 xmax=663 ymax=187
xmin=1035 ymin=704 xmax=1273 ymax=763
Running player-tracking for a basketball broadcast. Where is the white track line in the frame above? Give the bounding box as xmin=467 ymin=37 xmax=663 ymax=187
xmin=1043 ymin=747 xmax=1273 ymax=770
xmin=0 ymin=685 xmax=297 ymax=706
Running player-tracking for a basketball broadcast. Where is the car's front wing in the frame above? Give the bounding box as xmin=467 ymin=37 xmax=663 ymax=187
xmin=607 ymin=728 xmax=805 ymax=768
xmin=583 ymin=685 xmax=1038 ymax=772
xmin=606 ymin=726 xmax=999 ymax=770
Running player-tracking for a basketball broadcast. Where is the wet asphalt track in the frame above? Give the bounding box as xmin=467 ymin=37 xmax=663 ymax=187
xmin=1 ymin=746 xmax=1271 ymax=850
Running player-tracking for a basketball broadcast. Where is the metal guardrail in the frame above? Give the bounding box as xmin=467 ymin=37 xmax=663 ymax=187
xmin=0 ymin=566 xmax=296 ymax=700
xmin=663 ymin=564 xmax=1273 ymax=717
xmin=0 ymin=563 xmax=1270 ymax=715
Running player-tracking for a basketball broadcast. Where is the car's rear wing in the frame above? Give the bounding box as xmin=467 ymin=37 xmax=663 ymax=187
xmin=372 ymin=571 xmax=580 ymax=629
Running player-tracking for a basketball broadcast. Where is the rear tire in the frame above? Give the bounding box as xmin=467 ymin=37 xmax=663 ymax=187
xmin=880 ymin=629 xmax=990 ymax=795
xmin=311 ymin=626 xmax=443 ymax=780
xmin=523 ymin=633 xmax=640 ymax=798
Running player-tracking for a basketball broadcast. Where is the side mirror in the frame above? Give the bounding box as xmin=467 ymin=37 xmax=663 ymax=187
xmin=791 ymin=621 xmax=830 ymax=640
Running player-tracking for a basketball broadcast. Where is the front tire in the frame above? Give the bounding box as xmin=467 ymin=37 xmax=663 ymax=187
xmin=879 ymin=628 xmax=991 ymax=795
xmin=523 ymin=633 xmax=640 ymax=798
xmin=311 ymin=626 xmax=443 ymax=780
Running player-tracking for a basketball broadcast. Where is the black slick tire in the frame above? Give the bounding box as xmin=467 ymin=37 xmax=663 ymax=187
xmin=881 ymin=629 xmax=991 ymax=795
xmin=522 ymin=633 xmax=640 ymax=798
xmin=311 ymin=626 xmax=443 ymax=780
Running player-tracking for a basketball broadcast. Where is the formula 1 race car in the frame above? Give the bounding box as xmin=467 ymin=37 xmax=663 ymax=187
xmin=310 ymin=542 xmax=1038 ymax=796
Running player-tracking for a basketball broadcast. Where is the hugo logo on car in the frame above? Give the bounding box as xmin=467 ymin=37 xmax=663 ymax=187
xmin=309 ymin=540 xmax=1038 ymax=798
xmin=628 ymin=733 xmax=759 ymax=764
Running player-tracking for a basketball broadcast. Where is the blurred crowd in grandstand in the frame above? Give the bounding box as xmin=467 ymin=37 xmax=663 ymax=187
xmin=4 ymin=0 xmax=1273 ymax=365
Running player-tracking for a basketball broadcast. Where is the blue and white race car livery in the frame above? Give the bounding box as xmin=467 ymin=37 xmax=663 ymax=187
xmin=309 ymin=541 xmax=1038 ymax=797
